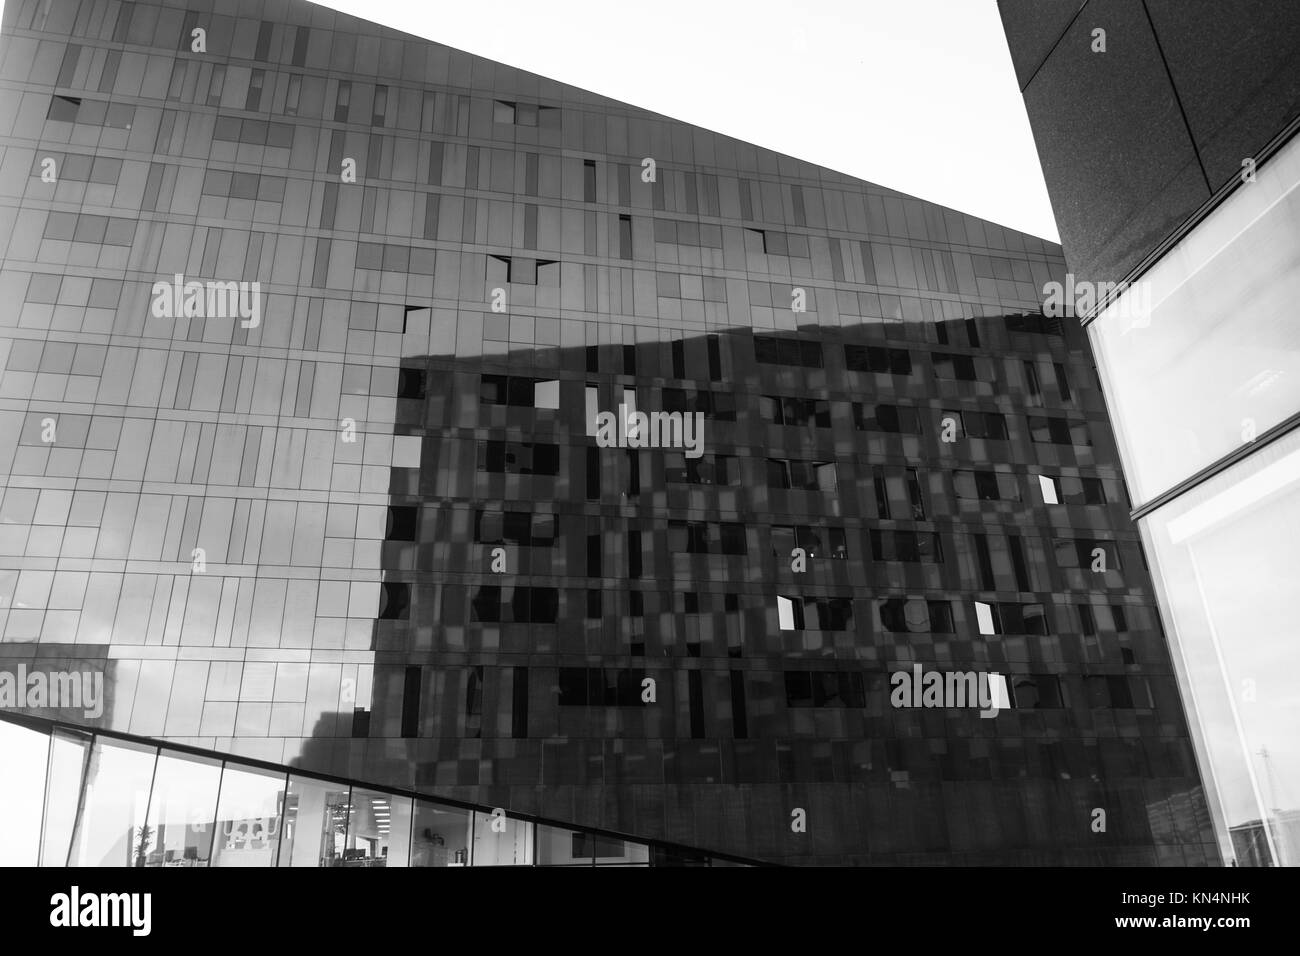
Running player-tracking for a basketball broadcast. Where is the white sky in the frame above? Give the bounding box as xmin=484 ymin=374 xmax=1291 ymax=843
xmin=314 ymin=0 xmax=1059 ymax=243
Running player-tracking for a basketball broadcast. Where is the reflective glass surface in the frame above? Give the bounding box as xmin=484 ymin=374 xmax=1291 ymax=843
xmin=0 ymin=712 xmax=754 ymax=867
xmin=67 ymin=738 xmax=156 ymax=867
xmin=1090 ymin=131 xmax=1300 ymax=505
xmin=0 ymin=0 xmax=1214 ymax=864
xmin=1142 ymin=428 xmax=1300 ymax=865
xmin=210 ymin=765 xmax=285 ymax=868
xmin=141 ymin=751 xmax=222 ymax=866
xmin=39 ymin=730 xmax=89 ymax=867
xmin=0 ymin=719 xmax=48 ymax=865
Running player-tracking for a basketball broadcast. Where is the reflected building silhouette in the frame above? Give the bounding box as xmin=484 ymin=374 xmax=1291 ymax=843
xmin=0 ymin=0 xmax=1219 ymax=864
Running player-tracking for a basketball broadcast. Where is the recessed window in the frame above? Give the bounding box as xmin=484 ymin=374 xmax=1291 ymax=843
xmin=784 ymin=671 xmax=865 ymax=707
xmin=1028 ymin=415 xmax=1091 ymax=446
xmin=1038 ymin=474 xmax=1106 ymax=505
xmin=766 ymin=459 xmax=837 ymax=492
xmin=878 ymin=598 xmax=954 ymax=634
xmin=770 ymin=525 xmax=848 ymax=560
xmin=931 ymin=351 xmax=980 ymax=381
xmin=618 ymin=214 xmax=632 ymax=260
xmin=845 ymin=344 xmax=912 ymax=375
xmin=557 ymin=668 xmax=648 ymax=706
xmin=954 ymin=469 xmax=1020 ymax=502
xmin=777 ymin=596 xmax=854 ymax=631
xmin=480 ymin=374 xmax=559 ymax=410
xmin=664 ymin=453 xmax=734 ymax=486
xmin=397 ymin=368 xmax=426 ymax=400
xmin=378 ymin=583 xmax=411 ymax=620
xmin=870 ymin=530 xmax=943 ymax=563
xmin=753 ymin=334 xmax=822 ymax=369
xmin=975 ymin=601 xmax=1049 ymax=636
xmin=854 ymin=403 xmax=923 ymax=435
xmin=471 ymin=586 xmax=559 ymax=624
xmin=759 ymin=395 xmax=831 ymax=428
xmin=385 ymin=507 xmax=417 ymax=541
xmin=667 ymin=520 xmax=747 ymax=555
xmin=48 ymin=94 xmax=82 ymax=122
xmin=477 ymin=440 xmax=560 ymax=476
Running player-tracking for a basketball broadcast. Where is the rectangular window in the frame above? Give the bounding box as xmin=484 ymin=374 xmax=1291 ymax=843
xmin=854 ymin=403 xmax=923 ymax=435
xmin=512 ymin=667 xmax=529 ymax=738
xmin=664 ymin=453 xmax=734 ymax=486
xmin=618 ymin=214 xmax=632 ymax=260
xmin=765 ymin=459 xmax=837 ymax=492
xmin=870 ymin=530 xmax=943 ymax=563
xmin=471 ymin=586 xmax=559 ymax=624
xmin=334 ymin=80 xmax=351 ymax=122
xmin=401 ymin=667 xmax=421 ymax=738
xmin=667 ymin=521 xmax=747 ymax=555
xmin=878 ymin=598 xmax=955 ymax=634
xmin=1055 ymin=538 xmax=1122 ymax=570
xmin=1006 ymin=313 xmax=1062 ymax=336
xmin=245 ymin=70 xmax=265 ymax=111
xmin=47 ymin=95 xmax=82 ymax=122
xmin=1028 ymin=415 xmax=1091 ymax=446
xmin=906 ymin=467 xmax=926 ymax=519
xmin=753 ymin=334 xmax=822 ymax=369
xmin=844 ymin=344 xmax=912 ymax=375
xmin=557 ymin=668 xmax=649 ymax=706
xmin=931 ymin=352 xmax=979 ymax=381
xmin=477 ymin=441 xmax=560 ymax=476
xmin=777 ymin=596 xmax=854 ymax=631
xmin=475 ymin=510 xmax=557 ymax=547
xmin=1053 ymin=363 xmax=1072 ymax=402
xmin=770 ymin=525 xmax=848 ymax=560
xmin=759 ymin=396 xmax=831 ymax=428
xmin=975 ymin=601 xmax=1049 ymax=636
xmin=1038 ymin=474 xmax=1106 ymax=504
xmin=584 ymin=160 xmax=597 ymax=202
xmin=784 ymin=671 xmax=866 ymax=707
xmin=948 ymin=409 xmax=1009 ymax=440
xmin=1025 ymin=361 xmax=1043 ymax=405
xmin=951 ymin=468 xmax=1019 ymax=504
xmin=660 ymin=387 xmax=737 ymax=421
xmin=1010 ymin=674 xmax=1065 ymax=709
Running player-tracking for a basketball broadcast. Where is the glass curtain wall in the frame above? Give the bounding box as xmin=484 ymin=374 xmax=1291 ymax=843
xmin=0 ymin=713 xmax=738 ymax=867
xmin=1089 ymin=130 xmax=1300 ymax=866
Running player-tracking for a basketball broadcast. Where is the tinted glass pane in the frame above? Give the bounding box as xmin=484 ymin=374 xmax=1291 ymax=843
xmin=210 ymin=765 xmax=285 ymax=867
xmin=67 ymin=737 xmax=156 ymax=867
xmin=0 ymin=720 xmax=49 ymax=865
xmin=140 ymin=752 xmax=221 ymax=867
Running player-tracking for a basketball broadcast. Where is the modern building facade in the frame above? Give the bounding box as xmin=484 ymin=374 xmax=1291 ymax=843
xmin=0 ymin=0 xmax=1218 ymax=865
xmin=999 ymin=0 xmax=1300 ymax=866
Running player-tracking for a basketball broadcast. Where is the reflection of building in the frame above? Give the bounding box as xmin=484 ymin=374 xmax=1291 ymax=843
xmin=999 ymin=0 xmax=1300 ymax=865
xmin=0 ymin=0 xmax=1217 ymax=864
